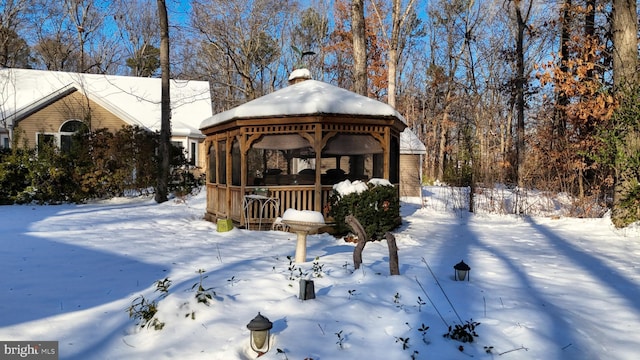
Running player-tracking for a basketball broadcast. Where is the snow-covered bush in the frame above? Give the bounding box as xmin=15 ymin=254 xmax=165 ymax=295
xmin=327 ymin=179 xmax=401 ymax=240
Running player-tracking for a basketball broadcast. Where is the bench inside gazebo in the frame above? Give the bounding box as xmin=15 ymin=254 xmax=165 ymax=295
xmin=199 ymin=69 xmax=406 ymax=230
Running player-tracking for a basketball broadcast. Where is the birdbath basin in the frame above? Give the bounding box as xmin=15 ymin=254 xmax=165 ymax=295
xmin=282 ymin=220 xmax=325 ymax=263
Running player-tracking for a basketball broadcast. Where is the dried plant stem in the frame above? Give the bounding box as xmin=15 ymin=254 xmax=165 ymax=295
xmin=499 ymin=345 xmax=529 ymax=355
xmin=415 ymin=277 xmax=449 ymax=327
xmin=421 ymin=257 xmax=463 ymax=323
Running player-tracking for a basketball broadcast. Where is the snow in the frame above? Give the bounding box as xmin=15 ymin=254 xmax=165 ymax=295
xmin=199 ymin=79 xmax=406 ymax=129
xmin=400 ymin=128 xmax=427 ymax=155
xmin=368 ymin=178 xmax=393 ymax=187
xmin=282 ymin=209 xmax=325 ymax=224
xmin=1 ymin=187 xmax=640 ymax=360
xmin=287 ymin=68 xmax=311 ymax=81
xmin=0 ymin=68 xmax=212 ymax=137
xmin=333 ymin=178 xmax=391 ymax=197
xmin=333 ymin=179 xmax=369 ymax=197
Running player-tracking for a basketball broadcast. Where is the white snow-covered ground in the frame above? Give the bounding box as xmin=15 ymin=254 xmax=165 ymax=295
xmin=1 ymin=187 xmax=639 ymax=359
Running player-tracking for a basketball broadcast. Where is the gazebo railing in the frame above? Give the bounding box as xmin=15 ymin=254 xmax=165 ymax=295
xmin=227 ymin=185 xmax=335 ymax=229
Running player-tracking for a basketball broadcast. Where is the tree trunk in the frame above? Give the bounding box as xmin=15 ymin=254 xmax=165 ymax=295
xmin=554 ymin=0 xmax=570 ymax=144
xmin=611 ymin=0 xmax=638 ymax=89
xmin=611 ymin=0 xmax=638 ymax=227
xmin=387 ymin=0 xmax=401 ymax=108
xmin=346 ymin=215 xmax=368 ymax=270
xmin=385 ymin=232 xmax=400 ymax=275
xmin=437 ymin=112 xmax=448 ymax=181
xmin=351 ymin=0 xmax=367 ymax=96
xmin=514 ymin=3 xmax=527 ymax=191
xmin=155 ymin=0 xmax=171 ymax=203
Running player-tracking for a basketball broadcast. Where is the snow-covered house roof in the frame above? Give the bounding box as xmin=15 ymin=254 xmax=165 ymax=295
xmin=200 ymin=79 xmax=406 ymax=129
xmin=0 ymin=68 xmax=212 ymax=138
xmin=400 ymin=128 xmax=426 ymax=154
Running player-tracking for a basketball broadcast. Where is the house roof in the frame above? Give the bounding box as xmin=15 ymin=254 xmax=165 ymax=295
xmin=400 ymin=128 xmax=427 ymax=154
xmin=200 ymin=78 xmax=406 ymax=129
xmin=0 ymin=68 xmax=212 ymax=138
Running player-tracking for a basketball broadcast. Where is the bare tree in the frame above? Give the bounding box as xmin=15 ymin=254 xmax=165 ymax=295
xmin=510 ymin=0 xmax=533 ymax=192
xmin=155 ymin=0 xmax=170 ymax=203
xmin=30 ymin=0 xmax=116 ymax=72
xmin=611 ymin=0 xmax=639 ymax=227
xmin=190 ymin=0 xmax=293 ymax=106
xmin=63 ymin=0 xmax=107 ymax=72
xmin=425 ymin=0 xmax=474 ymax=182
xmin=112 ymin=0 xmax=160 ymax=76
xmin=371 ymin=0 xmax=417 ymax=108
xmin=351 ymin=0 xmax=366 ymax=96
xmin=291 ymin=6 xmax=330 ymax=76
xmin=611 ymin=0 xmax=637 ymax=89
xmin=0 ymin=0 xmax=33 ymax=68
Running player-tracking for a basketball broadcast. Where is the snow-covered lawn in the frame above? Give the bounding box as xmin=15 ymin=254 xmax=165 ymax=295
xmin=1 ymin=187 xmax=639 ymax=359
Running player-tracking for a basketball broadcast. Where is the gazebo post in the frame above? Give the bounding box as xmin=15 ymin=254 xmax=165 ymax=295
xmin=225 ymin=136 xmax=233 ymax=218
xmin=240 ymin=134 xmax=248 ymax=226
xmin=383 ymin=128 xmax=391 ymax=180
xmin=314 ymin=125 xmax=323 ymax=212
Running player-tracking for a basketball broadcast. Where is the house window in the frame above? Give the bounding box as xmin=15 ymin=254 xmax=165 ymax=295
xmin=1 ymin=134 xmax=9 ymax=149
xmin=172 ymin=141 xmax=184 ymax=150
xmin=36 ymin=120 xmax=86 ymax=153
xmin=190 ymin=141 xmax=197 ymax=166
xmin=37 ymin=133 xmax=56 ymax=150
xmin=171 ymin=141 xmax=187 ymax=164
xmin=60 ymin=120 xmax=84 ymax=153
xmin=60 ymin=120 xmax=86 ymax=153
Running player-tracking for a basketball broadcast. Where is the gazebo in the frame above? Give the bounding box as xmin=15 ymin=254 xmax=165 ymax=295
xmin=199 ymin=69 xmax=407 ymax=229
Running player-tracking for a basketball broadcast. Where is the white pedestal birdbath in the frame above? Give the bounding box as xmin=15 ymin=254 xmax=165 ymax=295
xmin=281 ymin=209 xmax=325 ymax=263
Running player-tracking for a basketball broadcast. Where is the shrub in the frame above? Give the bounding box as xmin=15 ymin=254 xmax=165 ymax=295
xmin=328 ymin=180 xmax=401 ymax=240
xmin=0 ymin=125 xmax=201 ymax=204
xmin=0 ymin=147 xmax=32 ymax=204
xmin=25 ymin=143 xmax=77 ymax=204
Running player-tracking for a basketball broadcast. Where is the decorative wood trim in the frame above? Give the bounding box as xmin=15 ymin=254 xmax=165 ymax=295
xmin=321 ymin=131 xmax=338 ymax=149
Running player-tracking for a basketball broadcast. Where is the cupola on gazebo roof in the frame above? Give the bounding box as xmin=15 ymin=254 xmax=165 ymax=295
xmin=199 ymin=70 xmax=406 ymax=229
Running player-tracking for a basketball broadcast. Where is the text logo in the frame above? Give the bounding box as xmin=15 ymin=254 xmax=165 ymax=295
xmin=1 ymin=341 xmax=58 ymax=360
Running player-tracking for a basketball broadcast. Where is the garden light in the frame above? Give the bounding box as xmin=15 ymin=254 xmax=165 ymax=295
xmin=246 ymin=312 xmax=273 ymax=354
xmin=454 ymin=260 xmax=471 ymax=281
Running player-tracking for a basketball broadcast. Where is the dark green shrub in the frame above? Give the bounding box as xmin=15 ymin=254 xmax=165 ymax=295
xmin=328 ymin=180 xmax=401 ymax=240
xmin=0 ymin=125 xmax=201 ymax=204
xmin=24 ymin=143 xmax=78 ymax=204
xmin=0 ymin=147 xmax=32 ymax=204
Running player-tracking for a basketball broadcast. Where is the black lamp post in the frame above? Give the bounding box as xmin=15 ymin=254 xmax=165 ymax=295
xmin=246 ymin=312 xmax=273 ymax=354
xmin=454 ymin=260 xmax=471 ymax=281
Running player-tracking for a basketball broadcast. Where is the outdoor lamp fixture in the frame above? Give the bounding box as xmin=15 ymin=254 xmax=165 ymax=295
xmin=454 ymin=260 xmax=471 ymax=281
xmin=247 ymin=312 xmax=273 ymax=354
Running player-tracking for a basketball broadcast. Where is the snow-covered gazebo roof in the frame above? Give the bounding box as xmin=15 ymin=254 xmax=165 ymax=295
xmin=200 ymin=79 xmax=406 ymax=129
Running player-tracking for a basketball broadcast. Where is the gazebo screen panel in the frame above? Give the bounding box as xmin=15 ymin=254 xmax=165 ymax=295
xmin=218 ymin=140 xmax=226 ymax=184
xmin=207 ymin=143 xmax=216 ymax=183
xmin=390 ymin=135 xmax=400 ymax=184
xmin=232 ymin=138 xmax=241 ymax=186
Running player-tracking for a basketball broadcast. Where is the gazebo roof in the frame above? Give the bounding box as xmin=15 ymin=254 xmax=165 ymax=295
xmin=199 ymin=79 xmax=406 ymax=130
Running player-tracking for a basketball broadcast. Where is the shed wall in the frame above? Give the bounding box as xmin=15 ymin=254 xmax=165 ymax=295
xmin=399 ymin=154 xmax=422 ymax=197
